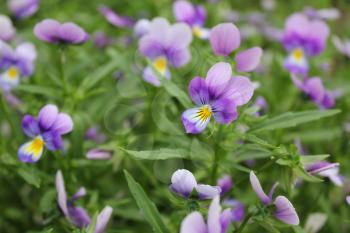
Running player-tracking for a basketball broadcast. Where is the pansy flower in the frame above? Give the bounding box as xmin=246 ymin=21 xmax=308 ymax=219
xmin=282 ymin=13 xmax=329 ymax=75
xmin=181 ymin=62 xmax=254 ymax=134
xmin=250 ymin=171 xmax=300 ymax=225
xmin=173 ymin=0 xmax=210 ymax=39
xmin=217 ymin=175 xmax=233 ymax=195
xmin=134 ymin=19 xmax=151 ymax=38
xmin=18 ymin=104 xmax=73 ymax=163
xmin=291 ymin=74 xmax=335 ymax=109
xmin=138 ymin=17 xmax=192 ymax=86
xmin=8 ymin=0 xmax=39 ymax=19
xmin=0 ymin=41 xmax=37 ymax=91
xmin=99 ymin=5 xmax=134 ymax=28
xmin=306 ymin=161 xmax=343 ymax=186
xmin=0 ymin=15 xmax=16 ymax=41
xmin=34 ymin=19 xmax=89 ymax=45
xmin=180 ymin=196 xmax=231 ymax=233
xmin=56 ymin=170 xmax=113 ymax=232
xmin=170 ymin=169 xmax=221 ymax=199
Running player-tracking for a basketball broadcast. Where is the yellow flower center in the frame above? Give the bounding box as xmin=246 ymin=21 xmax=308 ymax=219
xmin=29 ymin=136 xmax=44 ymax=156
xmin=292 ymin=48 xmax=304 ymax=61
xmin=193 ymin=26 xmax=202 ymax=38
xmin=7 ymin=67 xmax=18 ymax=79
xmin=197 ymin=105 xmax=212 ymax=122
xmin=153 ymin=57 xmax=167 ymax=75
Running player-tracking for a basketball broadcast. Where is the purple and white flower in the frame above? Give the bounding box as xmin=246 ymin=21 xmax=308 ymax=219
xmin=250 ymin=171 xmax=300 ymax=225
xmin=8 ymin=0 xmax=39 ymax=19
xmin=86 ymin=148 xmax=113 ymax=160
xmin=332 ymin=36 xmax=350 ymax=59
xmin=180 ymin=196 xmax=231 ymax=233
xmin=134 ymin=19 xmax=151 ymax=38
xmin=99 ymin=5 xmax=134 ymax=28
xmin=0 ymin=41 xmax=37 ymax=91
xmin=282 ymin=13 xmax=329 ymax=75
xmin=223 ymin=199 xmax=245 ymax=222
xmin=306 ymin=161 xmax=343 ymax=186
xmin=217 ymin=175 xmax=233 ymax=195
xmin=138 ymin=17 xmax=192 ymax=86
xmin=18 ymin=104 xmax=73 ymax=163
xmin=0 ymin=15 xmax=16 ymax=41
xmin=181 ymin=62 xmax=254 ymax=134
xmin=34 ymin=19 xmax=89 ymax=45
xmin=304 ymin=7 xmax=340 ymax=21
xmin=173 ymin=0 xmax=210 ymax=39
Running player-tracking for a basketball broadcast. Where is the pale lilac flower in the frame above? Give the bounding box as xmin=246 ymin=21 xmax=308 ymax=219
xmin=304 ymin=7 xmax=340 ymax=21
xmin=181 ymin=62 xmax=254 ymax=134
xmin=306 ymin=161 xmax=343 ymax=186
xmin=8 ymin=0 xmax=39 ymax=19
xmin=99 ymin=5 xmax=134 ymax=28
xmin=196 ymin=184 xmax=222 ymax=199
xmin=0 ymin=41 xmax=37 ymax=90
xmin=347 ymin=196 xmax=350 ymax=205
xmin=282 ymin=13 xmax=329 ymax=75
xmin=291 ymin=74 xmax=335 ymax=109
xmin=138 ymin=17 xmax=192 ymax=86
xmin=217 ymin=175 xmax=233 ymax=195
xmin=93 ymin=32 xmax=115 ymax=49
xmin=223 ymin=199 xmax=245 ymax=222
xmin=85 ymin=126 xmax=106 ymax=143
xmin=332 ymin=36 xmax=350 ymax=59
xmin=18 ymin=104 xmax=73 ymax=163
xmin=253 ymin=96 xmax=267 ymax=116
xmin=173 ymin=0 xmax=210 ymax=39
xmin=304 ymin=213 xmax=327 ymax=233
xmin=250 ymin=171 xmax=299 ymax=225
xmin=95 ymin=206 xmax=113 ymax=233
xmin=34 ymin=19 xmax=89 ymax=44
xmin=134 ymin=19 xmax=151 ymax=38
xmin=86 ymin=149 xmax=112 ymax=160
xmin=180 ymin=196 xmax=231 ymax=233
xmin=0 ymin=15 xmax=16 ymax=41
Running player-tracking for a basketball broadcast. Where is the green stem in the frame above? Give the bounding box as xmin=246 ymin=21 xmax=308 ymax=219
xmin=210 ymin=125 xmax=224 ymax=183
xmin=58 ymin=47 xmax=68 ymax=98
xmin=0 ymin=96 xmax=17 ymax=139
xmin=235 ymin=213 xmax=253 ymax=233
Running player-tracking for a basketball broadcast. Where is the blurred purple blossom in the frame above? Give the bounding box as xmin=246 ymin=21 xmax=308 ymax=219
xmin=99 ymin=5 xmax=134 ymax=28
xmin=333 ymin=36 xmax=350 ymax=59
xmin=8 ymin=0 xmax=39 ymax=19
xmin=304 ymin=7 xmax=340 ymax=21
xmin=0 ymin=15 xmax=16 ymax=41
xmin=217 ymin=175 xmax=233 ymax=195
xmin=223 ymin=199 xmax=245 ymax=222
xmin=86 ymin=148 xmax=112 ymax=160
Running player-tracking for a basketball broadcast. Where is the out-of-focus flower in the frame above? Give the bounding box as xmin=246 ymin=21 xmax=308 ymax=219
xmin=173 ymin=0 xmax=210 ymax=39
xmin=282 ymin=13 xmax=329 ymax=75
xmin=0 ymin=15 xmax=16 ymax=41
xmin=18 ymin=104 xmax=73 ymax=163
xmin=134 ymin=19 xmax=151 ymax=38
xmin=93 ymin=31 xmax=115 ymax=49
xmin=332 ymin=36 xmax=350 ymax=59
xmin=0 ymin=41 xmax=36 ymax=90
xmin=170 ymin=169 xmax=221 ymax=199
xmin=56 ymin=170 xmax=113 ymax=232
xmin=304 ymin=7 xmax=340 ymax=21
xmin=306 ymin=161 xmax=342 ymax=186
xmin=291 ymin=74 xmax=335 ymax=109
xmin=346 ymin=196 xmax=350 ymax=205
xmin=99 ymin=5 xmax=134 ymax=28
xmin=250 ymin=171 xmax=299 ymax=225
xmin=253 ymin=96 xmax=267 ymax=116
xmin=260 ymin=0 xmax=275 ymax=11
xmin=85 ymin=126 xmax=106 ymax=143
xmin=304 ymin=213 xmax=327 ymax=233
xmin=181 ymin=62 xmax=254 ymax=134
xmin=86 ymin=148 xmax=112 ymax=160
xmin=8 ymin=0 xmax=39 ymax=19
xmin=223 ymin=199 xmax=245 ymax=222
xmin=34 ymin=19 xmax=89 ymax=45
xmin=180 ymin=196 xmax=231 ymax=233
xmin=138 ymin=17 xmax=192 ymax=86
xmin=217 ymin=175 xmax=232 ymax=195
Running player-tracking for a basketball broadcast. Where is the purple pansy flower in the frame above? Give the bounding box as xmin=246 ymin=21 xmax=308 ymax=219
xmin=291 ymin=74 xmax=335 ymax=109
xmin=18 ymin=104 xmax=73 ymax=163
xmin=8 ymin=0 xmax=39 ymax=19
xmin=0 ymin=15 xmax=16 ymax=41
xmin=173 ymin=0 xmax=210 ymax=39
xmin=282 ymin=13 xmax=329 ymax=75
xmin=170 ymin=169 xmax=221 ymax=199
xmin=99 ymin=5 xmax=134 ymax=28
xmin=181 ymin=62 xmax=254 ymax=134
xmin=223 ymin=199 xmax=245 ymax=222
xmin=134 ymin=19 xmax=151 ymax=38
xmin=0 ymin=41 xmax=37 ymax=91
xmin=333 ymin=36 xmax=350 ymax=59
xmin=34 ymin=19 xmax=89 ymax=45
xmin=250 ymin=171 xmax=300 ymax=225
xmin=217 ymin=175 xmax=233 ymax=195
xmin=56 ymin=170 xmax=113 ymax=231
xmin=180 ymin=196 xmax=232 ymax=233
xmin=138 ymin=17 xmax=192 ymax=86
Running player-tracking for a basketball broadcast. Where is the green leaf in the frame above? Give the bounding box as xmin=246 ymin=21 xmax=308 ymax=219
xmin=293 ymin=166 xmax=323 ymax=183
xmin=17 ymin=166 xmax=41 ymax=188
xmin=121 ymin=148 xmax=188 ymax=160
xmin=292 ymin=226 xmax=306 ymax=233
xmin=258 ymin=221 xmax=281 ymax=233
xmin=300 ymin=154 xmax=330 ymax=165
xmin=124 ymin=170 xmax=170 ymax=233
xmin=250 ymin=109 xmax=341 ymax=132
xmin=160 ymin=78 xmax=192 ymax=108
xmin=15 ymin=84 xmax=61 ymax=99
xmin=86 ymin=211 xmax=99 ymax=233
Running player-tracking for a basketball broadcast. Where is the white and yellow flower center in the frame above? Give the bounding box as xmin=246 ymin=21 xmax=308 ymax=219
xmin=26 ymin=136 xmax=45 ymax=158
xmin=197 ymin=105 xmax=212 ymax=122
xmin=153 ymin=57 xmax=167 ymax=75
xmin=193 ymin=26 xmax=203 ymax=38
xmin=7 ymin=67 xmax=18 ymax=79
xmin=292 ymin=48 xmax=304 ymax=61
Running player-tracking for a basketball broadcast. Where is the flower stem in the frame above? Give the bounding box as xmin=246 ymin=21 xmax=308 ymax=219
xmin=235 ymin=213 xmax=253 ymax=233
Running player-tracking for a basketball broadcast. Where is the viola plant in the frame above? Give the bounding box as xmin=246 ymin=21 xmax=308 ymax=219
xmin=18 ymin=104 xmax=73 ymax=163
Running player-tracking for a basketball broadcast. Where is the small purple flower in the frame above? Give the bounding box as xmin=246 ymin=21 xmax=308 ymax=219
xmin=95 ymin=206 xmax=113 ymax=233
xmin=253 ymin=96 xmax=267 ymax=116
xmin=333 ymin=36 xmax=350 ymax=59
xmin=223 ymin=199 xmax=245 ymax=222
xmin=8 ymin=0 xmax=39 ymax=19
xmin=86 ymin=148 xmax=112 ymax=160
xmin=138 ymin=17 xmax=192 ymax=86
xmin=173 ymin=0 xmax=210 ymax=39
xmin=304 ymin=7 xmax=340 ymax=21
xmin=180 ymin=196 xmax=231 ymax=233
xmin=56 ymin=170 xmax=91 ymax=228
xmin=306 ymin=161 xmax=343 ymax=186
xmin=99 ymin=5 xmax=134 ymax=28
xmin=85 ymin=126 xmax=106 ymax=143
xmin=0 ymin=41 xmax=37 ymax=90
xmin=0 ymin=15 xmax=16 ymax=41
xmin=196 ymin=184 xmax=222 ymax=199
xmin=18 ymin=104 xmax=73 ymax=163
xmin=181 ymin=62 xmax=254 ymax=134
xmin=93 ymin=32 xmax=115 ymax=49
xmin=291 ymin=74 xmax=335 ymax=109
xmin=250 ymin=171 xmax=299 ymax=225
xmin=282 ymin=13 xmax=329 ymax=75
xmin=217 ymin=175 xmax=233 ymax=195
xmin=34 ymin=19 xmax=89 ymax=45
xmin=346 ymin=196 xmax=350 ymax=205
